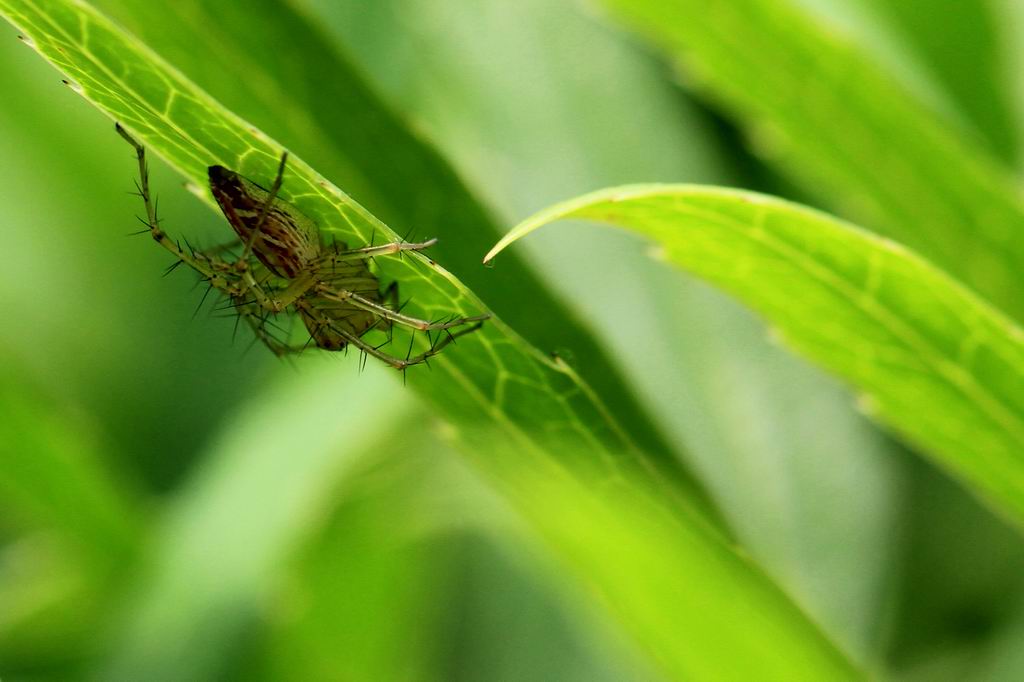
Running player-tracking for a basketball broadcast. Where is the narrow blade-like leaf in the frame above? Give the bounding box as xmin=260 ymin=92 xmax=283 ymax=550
xmin=599 ymin=0 xmax=1024 ymax=324
xmin=0 ymin=0 xmax=708 ymax=514
xmin=0 ymin=2 xmax=867 ymax=676
xmin=83 ymin=0 xmax=678 ymax=468
xmin=486 ymin=185 xmax=1024 ymax=526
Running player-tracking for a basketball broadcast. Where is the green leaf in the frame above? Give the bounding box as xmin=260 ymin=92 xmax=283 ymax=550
xmin=362 ymin=0 xmax=1024 ymax=669
xmin=0 ymin=0 xmax=712 ymax=518
xmin=0 ymin=370 xmax=141 ymax=563
xmin=468 ymin=444 xmax=863 ymax=681
xmin=107 ymin=373 xmax=860 ymax=682
xmin=320 ymin=0 xmax=904 ymax=659
xmin=252 ymin=444 xmax=462 ymax=682
xmin=81 ymin=0 xmax=679 ymax=471
xmin=855 ymin=0 xmax=1020 ymax=161
xmin=0 ymin=364 xmax=144 ymax=671
xmin=485 ymin=185 xmax=1024 ymax=526
xmin=598 ymin=0 xmax=1024 ymax=324
xmin=102 ymin=362 xmax=412 ymax=681
xmin=257 ymin=447 xmax=651 ymax=682
xmin=0 ymin=3 xmax=868 ymax=677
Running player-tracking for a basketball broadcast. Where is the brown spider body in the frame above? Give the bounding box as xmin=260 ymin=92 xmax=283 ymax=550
xmin=208 ymin=165 xmax=320 ymax=279
xmin=118 ymin=122 xmax=488 ymax=368
xmin=208 ymin=164 xmax=384 ymax=350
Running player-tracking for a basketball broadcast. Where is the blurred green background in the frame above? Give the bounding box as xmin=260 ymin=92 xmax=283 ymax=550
xmin=3 ymin=0 xmax=1024 ymax=680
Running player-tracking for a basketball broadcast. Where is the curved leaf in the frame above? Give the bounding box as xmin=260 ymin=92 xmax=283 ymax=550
xmin=319 ymin=0 xmax=904 ymax=659
xmin=102 ymin=363 xmax=410 ymax=680
xmin=858 ymin=0 xmax=1019 ymax=161
xmin=599 ymin=0 xmax=1024 ymax=324
xmin=0 ymin=1 xmax=894 ymax=677
xmin=471 ymin=442 xmax=862 ymax=681
xmin=0 ymin=0 xmax=712 ymax=516
xmin=0 ymin=2 xmax=870 ymax=677
xmin=82 ymin=0 xmax=680 ymax=469
xmin=486 ymin=185 xmax=1024 ymax=526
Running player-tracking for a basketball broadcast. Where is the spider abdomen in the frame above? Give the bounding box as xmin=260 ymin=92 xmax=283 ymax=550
xmin=208 ymin=165 xmax=321 ymax=278
xmin=299 ymin=249 xmax=384 ymax=350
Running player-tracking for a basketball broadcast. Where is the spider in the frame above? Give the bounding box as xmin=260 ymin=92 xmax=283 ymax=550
xmin=116 ymin=124 xmax=489 ymax=370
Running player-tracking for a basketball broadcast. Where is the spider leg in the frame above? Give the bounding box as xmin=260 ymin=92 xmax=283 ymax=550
xmin=316 ymin=274 xmax=381 ymax=291
xmin=234 ymin=299 xmax=307 ymax=357
xmin=236 ymin=151 xmax=289 ymax=268
xmin=316 ymin=238 xmax=438 ymax=266
xmin=117 ymin=124 xmax=240 ymax=294
xmin=313 ymin=286 xmax=490 ymax=331
xmin=296 ymin=300 xmax=484 ymax=370
xmin=240 ymin=270 xmax=318 ymax=313
xmin=374 ymin=281 xmax=399 ymax=339
xmin=372 ymin=320 xmax=486 ymax=369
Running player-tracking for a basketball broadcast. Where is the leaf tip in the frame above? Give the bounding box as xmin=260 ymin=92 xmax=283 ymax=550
xmin=482 ymin=244 xmax=502 ymax=267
